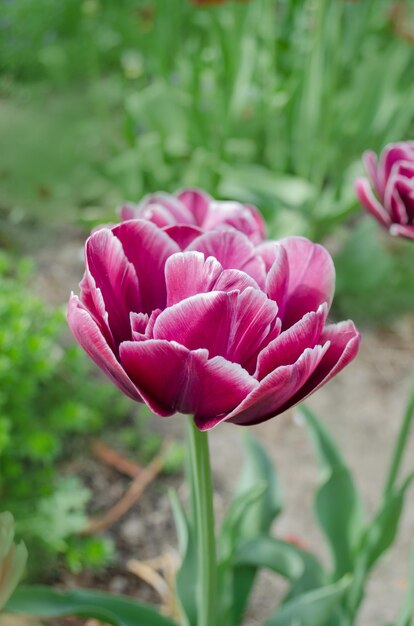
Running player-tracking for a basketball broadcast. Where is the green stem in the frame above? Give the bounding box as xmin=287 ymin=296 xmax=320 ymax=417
xmin=384 ymin=382 xmax=414 ymax=496
xmin=186 ymin=417 xmax=216 ymax=626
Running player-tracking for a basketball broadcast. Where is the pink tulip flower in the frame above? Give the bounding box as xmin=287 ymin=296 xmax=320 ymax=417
xmin=120 ymin=188 xmax=266 ymax=246
xmin=68 ymin=205 xmax=360 ymax=430
xmin=355 ymin=141 xmax=414 ymax=240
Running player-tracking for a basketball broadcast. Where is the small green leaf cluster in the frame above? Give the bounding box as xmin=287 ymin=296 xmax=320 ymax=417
xmin=0 ymin=251 xmax=128 ymax=573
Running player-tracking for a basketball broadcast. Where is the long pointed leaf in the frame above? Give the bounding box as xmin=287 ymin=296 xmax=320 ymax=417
xmin=264 ymin=577 xmax=351 ymax=626
xmin=6 ymin=586 xmax=178 ymax=626
xmin=300 ymin=405 xmax=363 ymax=578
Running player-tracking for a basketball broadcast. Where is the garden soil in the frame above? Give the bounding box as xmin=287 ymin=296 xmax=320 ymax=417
xmin=2 ymin=230 xmax=414 ymax=626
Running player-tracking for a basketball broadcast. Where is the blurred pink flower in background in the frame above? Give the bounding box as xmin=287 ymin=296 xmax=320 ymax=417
xmin=68 ymin=194 xmax=359 ymax=431
xmin=355 ymin=141 xmax=414 ymax=240
xmin=121 ymin=188 xmax=266 ymax=246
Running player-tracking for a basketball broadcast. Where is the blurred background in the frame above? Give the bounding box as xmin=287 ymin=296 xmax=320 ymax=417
xmin=1 ymin=0 xmax=414 ymax=619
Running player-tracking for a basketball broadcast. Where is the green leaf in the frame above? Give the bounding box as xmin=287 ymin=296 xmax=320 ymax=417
xmin=234 ymin=536 xmax=304 ymax=582
xmin=236 ymin=433 xmax=282 ymax=539
xmin=263 ymin=577 xmax=351 ymax=626
xmin=219 ymin=483 xmax=266 ymax=561
xmin=362 ymin=473 xmax=414 ymax=571
xmin=169 ymin=491 xmax=197 ymax=626
xmin=7 ymin=586 xmax=178 ymax=626
xmin=300 ymin=405 xmax=363 ymax=578
xmin=225 ymin=434 xmax=283 ymax=625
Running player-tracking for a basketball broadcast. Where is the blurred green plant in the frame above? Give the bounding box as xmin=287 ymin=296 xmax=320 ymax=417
xmin=0 ymin=251 xmax=131 ymax=574
xmin=1 ymin=0 xmax=414 ymax=241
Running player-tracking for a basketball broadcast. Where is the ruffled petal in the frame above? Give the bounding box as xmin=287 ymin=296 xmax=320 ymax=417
xmin=201 ymin=200 xmax=266 ymax=243
xmin=112 ymin=219 xmax=180 ymax=313
xmin=138 ymin=192 xmax=196 ymax=225
xmin=389 ymin=223 xmax=414 ymax=240
xmin=162 ymin=224 xmax=204 ymax=249
xmin=85 ymin=228 xmax=141 ymax=344
xmin=363 ymin=150 xmax=381 ymax=196
xmin=67 ymin=295 xmax=142 ymax=402
xmin=175 ymin=188 xmax=211 ymax=225
xmin=165 ymin=251 xmax=260 ymax=306
xmin=275 ymin=320 xmax=360 ymax=412
xmin=153 ymin=287 xmax=278 ymax=366
xmin=225 ymin=343 xmax=329 ymax=427
xmin=379 ymin=144 xmax=414 ymax=196
xmin=255 ymin=304 xmax=328 ymax=380
xmin=355 ymin=177 xmax=392 ymax=228
xmin=265 ymin=243 xmax=289 ymax=317
xmin=119 ymin=339 xmax=257 ymax=421
xmin=188 ymin=229 xmax=266 ymax=287
xmin=278 ymin=237 xmax=335 ymax=328
xmin=165 ymin=252 xmax=223 ymax=306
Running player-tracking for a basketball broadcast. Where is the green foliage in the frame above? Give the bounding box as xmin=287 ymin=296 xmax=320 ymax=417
xmin=334 ymin=218 xmax=414 ymax=323
xmin=6 ymin=586 xmax=179 ymax=626
xmin=0 ymin=251 xmax=130 ymax=572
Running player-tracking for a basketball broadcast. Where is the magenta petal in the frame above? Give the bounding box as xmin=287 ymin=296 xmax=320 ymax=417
xmin=255 ymin=303 xmax=328 ymax=380
xmin=389 ymin=223 xmax=414 ymax=240
xmin=265 ymin=243 xmax=289 ymax=317
xmin=256 ymin=241 xmax=281 ymax=273
xmin=85 ymin=228 xmax=141 ymax=344
xmin=226 ymin=344 xmax=329 ymax=426
xmin=278 ymin=237 xmax=335 ymax=328
xmin=165 ymin=252 xmax=223 ymax=306
xmin=363 ymin=150 xmax=380 ymax=195
xmin=384 ymin=174 xmax=409 ymax=224
xmin=67 ymin=295 xmax=142 ymax=402
xmin=175 ymin=188 xmax=211 ymax=225
xmin=112 ymin=219 xmax=180 ymax=313
xmin=162 ymin=224 xmax=204 ymax=249
xmin=355 ymin=177 xmax=391 ymax=227
xmin=120 ymin=203 xmax=139 ymax=221
xmin=139 ymin=192 xmax=196 ymax=225
xmin=214 ymin=269 xmax=260 ymax=292
xmin=153 ymin=288 xmax=277 ymax=366
xmin=165 ymin=251 xmax=260 ymax=306
xmin=188 ymin=230 xmax=266 ymax=287
xmin=119 ymin=340 xmax=257 ymax=422
xmin=278 ymin=320 xmax=360 ymax=411
xmin=379 ymin=144 xmax=414 ymax=195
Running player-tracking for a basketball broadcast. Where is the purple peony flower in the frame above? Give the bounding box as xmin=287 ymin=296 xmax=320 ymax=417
xmin=120 ymin=188 xmax=266 ymax=246
xmin=68 ymin=200 xmax=360 ymax=431
xmin=355 ymin=141 xmax=414 ymax=240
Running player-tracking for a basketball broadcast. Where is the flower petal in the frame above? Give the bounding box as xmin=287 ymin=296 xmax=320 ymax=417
xmin=276 ymin=320 xmax=360 ymax=412
xmin=67 ymin=295 xmax=142 ymax=402
xmin=175 ymin=188 xmax=211 ymax=225
xmin=355 ymin=177 xmax=392 ymax=228
xmin=265 ymin=243 xmax=289 ymax=316
xmin=165 ymin=252 xmax=223 ymax=306
xmin=226 ymin=344 xmax=329 ymax=427
xmin=162 ymin=224 xmax=204 ymax=249
xmin=278 ymin=237 xmax=335 ymax=328
xmin=188 ymin=229 xmax=266 ymax=287
xmin=255 ymin=303 xmax=328 ymax=380
xmin=85 ymin=228 xmax=141 ymax=344
xmin=153 ymin=287 xmax=278 ymax=366
xmin=389 ymin=223 xmax=414 ymax=240
xmin=363 ymin=150 xmax=380 ymax=195
xmin=112 ymin=219 xmax=180 ymax=313
xmin=138 ymin=192 xmax=196 ymax=225
xmin=119 ymin=340 xmax=257 ymax=421
xmin=165 ymin=251 xmax=259 ymax=306
xmin=201 ymin=200 xmax=266 ymax=243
